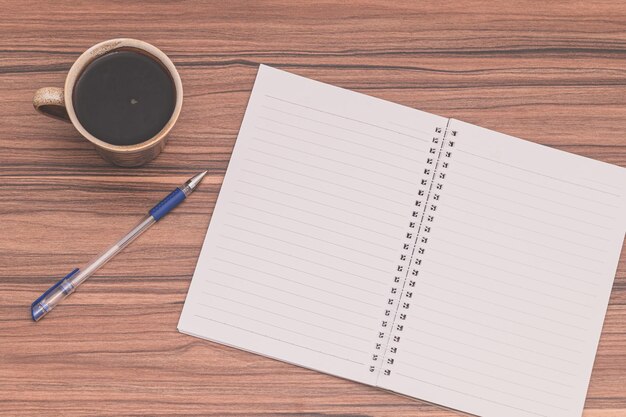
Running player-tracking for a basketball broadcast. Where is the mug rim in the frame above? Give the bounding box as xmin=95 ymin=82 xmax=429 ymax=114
xmin=64 ymin=38 xmax=183 ymax=153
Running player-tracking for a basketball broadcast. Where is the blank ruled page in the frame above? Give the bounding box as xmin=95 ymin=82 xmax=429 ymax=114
xmin=379 ymin=119 xmax=626 ymax=417
xmin=178 ymin=65 xmax=448 ymax=384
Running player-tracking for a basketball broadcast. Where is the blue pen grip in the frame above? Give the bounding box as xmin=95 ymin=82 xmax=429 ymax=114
xmin=149 ymin=188 xmax=186 ymax=221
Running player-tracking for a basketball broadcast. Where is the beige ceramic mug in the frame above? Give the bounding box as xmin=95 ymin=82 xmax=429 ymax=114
xmin=33 ymin=38 xmax=183 ymax=167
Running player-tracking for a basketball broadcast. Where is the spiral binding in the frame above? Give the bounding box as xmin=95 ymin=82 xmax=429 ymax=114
xmin=369 ymin=122 xmax=454 ymax=378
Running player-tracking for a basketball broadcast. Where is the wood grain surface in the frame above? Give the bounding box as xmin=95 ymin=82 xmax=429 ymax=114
xmin=1 ymin=1 xmax=625 ymax=416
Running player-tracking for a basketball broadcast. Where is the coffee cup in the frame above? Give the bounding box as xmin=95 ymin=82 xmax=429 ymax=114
xmin=33 ymin=38 xmax=183 ymax=167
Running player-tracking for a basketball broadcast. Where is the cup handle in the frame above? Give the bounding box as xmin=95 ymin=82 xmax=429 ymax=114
xmin=33 ymin=87 xmax=71 ymax=122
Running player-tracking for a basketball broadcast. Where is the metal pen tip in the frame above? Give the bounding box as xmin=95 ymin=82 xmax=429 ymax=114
xmin=185 ymin=170 xmax=208 ymax=192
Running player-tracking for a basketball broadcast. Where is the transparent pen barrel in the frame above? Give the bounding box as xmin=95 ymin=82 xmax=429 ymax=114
xmin=70 ymin=214 xmax=156 ymax=287
xmin=32 ymin=214 xmax=156 ymax=320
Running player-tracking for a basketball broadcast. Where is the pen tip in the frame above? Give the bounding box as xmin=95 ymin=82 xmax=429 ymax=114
xmin=186 ymin=170 xmax=208 ymax=191
xmin=197 ymin=170 xmax=208 ymax=182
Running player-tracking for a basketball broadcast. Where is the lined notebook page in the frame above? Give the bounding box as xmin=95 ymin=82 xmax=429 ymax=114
xmin=379 ymin=120 xmax=626 ymax=417
xmin=178 ymin=65 xmax=448 ymax=384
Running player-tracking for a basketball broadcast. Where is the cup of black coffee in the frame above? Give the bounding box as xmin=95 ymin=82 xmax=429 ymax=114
xmin=33 ymin=38 xmax=183 ymax=167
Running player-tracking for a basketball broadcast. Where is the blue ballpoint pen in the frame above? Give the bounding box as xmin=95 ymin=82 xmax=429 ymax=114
xmin=31 ymin=170 xmax=208 ymax=321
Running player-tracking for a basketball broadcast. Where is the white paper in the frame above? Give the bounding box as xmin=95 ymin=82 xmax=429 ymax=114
xmin=178 ymin=65 xmax=447 ymax=385
xmin=378 ymin=119 xmax=626 ymax=417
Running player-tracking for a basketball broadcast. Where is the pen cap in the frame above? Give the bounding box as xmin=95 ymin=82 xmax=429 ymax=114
xmin=31 ymin=268 xmax=79 ymax=321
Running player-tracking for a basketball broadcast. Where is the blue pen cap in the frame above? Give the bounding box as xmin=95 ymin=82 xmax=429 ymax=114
xmin=31 ymin=303 xmax=46 ymax=322
xmin=31 ymin=268 xmax=79 ymax=321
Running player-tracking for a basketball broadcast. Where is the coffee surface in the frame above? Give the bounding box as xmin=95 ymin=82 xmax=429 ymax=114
xmin=73 ymin=50 xmax=175 ymax=146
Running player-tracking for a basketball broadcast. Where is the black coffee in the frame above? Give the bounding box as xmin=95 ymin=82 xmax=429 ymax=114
xmin=73 ymin=50 xmax=176 ymax=146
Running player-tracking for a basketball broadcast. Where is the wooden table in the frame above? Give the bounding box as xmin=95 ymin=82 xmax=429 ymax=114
xmin=1 ymin=1 xmax=625 ymax=416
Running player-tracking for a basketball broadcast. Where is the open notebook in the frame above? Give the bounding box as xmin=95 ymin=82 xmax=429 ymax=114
xmin=179 ymin=65 xmax=626 ymax=417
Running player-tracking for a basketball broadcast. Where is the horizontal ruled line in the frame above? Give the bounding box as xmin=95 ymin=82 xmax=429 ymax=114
xmin=455 ymin=170 xmax=615 ymax=219
xmin=436 ymin=224 xmax=602 ymax=275
xmin=412 ymin=292 xmax=585 ymax=343
xmin=245 ymin=157 xmax=408 ymax=206
xmin=201 ymin=294 xmax=369 ymax=342
xmin=248 ymin=147 xmax=409 ymax=194
xmin=229 ymin=204 xmax=396 ymax=252
xmin=212 ymin=257 xmax=379 ymax=308
xmin=262 ymin=106 xmax=427 ymax=156
xmin=222 ymin=223 xmax=391 ymax=272
xmin=410 ymin=315 xmax=579 ymax=364
xmin=443 ymin=204 xmax=606 ymax=253
xmin=194 ymin=315 xmax=365 ymax=365
xmin=266 ymin=94 xmax=432 ymax=143
xmin=235 ymin=185 xmax=402 ymax=235
xmin=215 ymin=251 xmax=382 ymax=296
xmin=432 ymin=248 xmax=597 ymax=297
xmin=241 ymin=167 xmax=406 ymax=217
xmin=435 ymin=211 xmax=604 ymax=263
xmin=446 ymin=179 xmax=611 ymax=231
xmin=402 ymin=330 xmax=577 ymax=377
xmin=217 ymin=238 xmax=383 ymax=285
xmin=400 ymin=337 xmax=575 ymax=388
xmin=250 ymin=136 xmax=416 ymax=185
xmin=445 ymin=192 xmax=609 ymax=242
xmin=411 ymin=303 xmax=584 ymax=353
xmin=455 ymin=147 xmax=620 ymax=197
xmin=398 ymin=358 xmax=571 ymax=404
xmin=453 ymin=159 xmax=620 ymax=209
xmin=206 ymin=271 xmax=377 ymax=321
xmin=198 ymin=302 xmax=368 ymax=354
xmin=388 ymin=120 xmax=437 ymax=137
xmin=422 ymin=266 xmax=593 ymax=322
xmin=225 ymin=217 xmax=393 ymax=261
xmin=264 ymin=103 xmax=433 ymax=145
xmin=257 ymin=125 xmax=421 ymax=175
xmin=434 ymin=235 xmax=600 ymax=286
xmin=202 ymin=281 xmax=374 ymax=332
xmin=393 ymin=372 xmax=550 ymax=417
